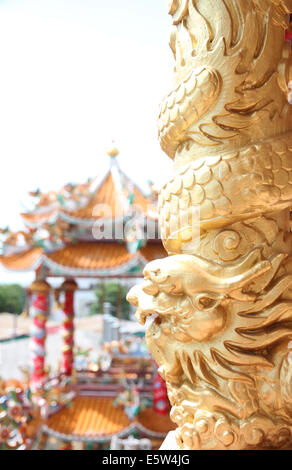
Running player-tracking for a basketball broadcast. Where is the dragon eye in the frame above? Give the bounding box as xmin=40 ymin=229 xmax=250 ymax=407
xmin=195 ymin=295 xmax=219 ymax=311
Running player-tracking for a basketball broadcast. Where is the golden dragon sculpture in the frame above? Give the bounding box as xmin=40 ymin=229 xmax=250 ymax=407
xmin=128 ymin=0 xmax=292 ymax=449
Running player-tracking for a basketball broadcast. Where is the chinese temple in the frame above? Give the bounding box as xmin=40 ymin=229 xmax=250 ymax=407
xmin=0 ymin=147 xmax=173 ymax=450
xmin=0 ymin=146 xmax=164 ymax=279
xmin=0 ymin=147 xmax=166 ymax=389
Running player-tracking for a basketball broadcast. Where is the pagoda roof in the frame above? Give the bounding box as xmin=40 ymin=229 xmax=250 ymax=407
xmin=0 ymin=242 xmax=166 ymax=276
xmin=65 ymin=171 xmax=151 ymax=221
xmin=21 ymin=158 xmax=157 ymax=229
xmin=0 ymin=151 xmax=161 ymax=272
xmin=43 ymin=396 xmax=175 ymax=442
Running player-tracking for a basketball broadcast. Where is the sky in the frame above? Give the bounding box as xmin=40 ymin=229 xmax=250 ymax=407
xmin=0 ymin=0 xmax=175 ymax=284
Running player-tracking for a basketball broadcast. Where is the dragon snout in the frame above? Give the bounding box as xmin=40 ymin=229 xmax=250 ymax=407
xmin=126 ymin=286 xmax=139 ymax=307
xmin=127 ymin=285 xmax=157 ymax=326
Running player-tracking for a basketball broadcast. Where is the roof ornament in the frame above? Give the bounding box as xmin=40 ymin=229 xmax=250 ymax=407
xmin=107 ymin=142 xmax=119 ymax=160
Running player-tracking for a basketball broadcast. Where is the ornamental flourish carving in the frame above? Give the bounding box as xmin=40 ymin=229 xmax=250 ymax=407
xmin=128 ymin=0 xmax=292 ymax=449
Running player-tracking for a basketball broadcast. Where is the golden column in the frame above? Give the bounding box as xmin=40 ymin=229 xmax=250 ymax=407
xmin=128 ymin=0 xmax=292 ymax=450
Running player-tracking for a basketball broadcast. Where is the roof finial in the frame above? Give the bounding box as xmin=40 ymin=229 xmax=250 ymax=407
xmin=107 ymin=141 xmax=119 ymax=158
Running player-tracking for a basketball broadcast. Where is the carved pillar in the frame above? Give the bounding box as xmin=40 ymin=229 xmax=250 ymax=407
xmin=60 ymin=279 xmax=77 ymax=377
xmin=128 ymin=0 xmax=292 ymax=450
xmin=29 ymin=280 xmax=51 ymax=392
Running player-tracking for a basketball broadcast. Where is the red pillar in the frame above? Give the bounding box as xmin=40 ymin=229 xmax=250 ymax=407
xmin=60 ymin=279 xmax=77 ymax=377
xmin=29 ymin=280 xmax=51 ymax=392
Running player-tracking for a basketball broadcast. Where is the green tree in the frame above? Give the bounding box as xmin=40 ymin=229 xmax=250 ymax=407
xmin=90 ymin=282 xmax=130 ymax=319
xmin=0 ymin=284 xmax=26 ymax=315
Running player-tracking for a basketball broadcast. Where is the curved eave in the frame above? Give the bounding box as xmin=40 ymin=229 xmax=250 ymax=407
xmin=42 ymin=421 xmax=169 ymax=443
xmin=0 ymin=247 xmax=43 ymax=272
xmin=43 ymin=252 xmax=145 ymax=277
xmin=21 ymin=209 xmax=59 ymax=228
xmin=21 ymin=210 xmax=158 ymax=229
xmin=43 ymin=242 xmax=166 ymax=277
xmin=0 ymin=242 xmax=166 ymax=275
xmin=21 ymin=210 xmax=94 ymax=229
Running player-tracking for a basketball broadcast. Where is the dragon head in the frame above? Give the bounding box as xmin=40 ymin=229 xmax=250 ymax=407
xmin=127 ymin=248 xmax=281 ymax=384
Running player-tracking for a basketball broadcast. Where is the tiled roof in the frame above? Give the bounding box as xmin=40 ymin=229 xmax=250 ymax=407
xmin=46 ymin=397 xmax=130 ymax=438
xmin=65 ymin=172 xmax=123 ymax=220
xmin=46 ymin=242 xmax=134 ymax=270
xmin=21 ymin=167 xmax=155 ymax=227
xmin=65 ymin=171 xmax=151 ymax=220
xmin=44 ymin=242 xmax=166 ymax=276
xmin=0 ymin=242 xmax=166 ymax=274
xmin=44 ymin=396 xmax=175 ymax=440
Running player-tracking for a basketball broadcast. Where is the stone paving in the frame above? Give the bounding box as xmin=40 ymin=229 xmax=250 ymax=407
xmin=0 ymin=314 xmax=104 ymax=381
